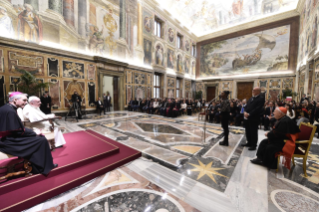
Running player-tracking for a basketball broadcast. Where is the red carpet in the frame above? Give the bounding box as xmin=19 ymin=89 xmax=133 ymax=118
xmin=0 ymin=130 xmax=141 ymax=212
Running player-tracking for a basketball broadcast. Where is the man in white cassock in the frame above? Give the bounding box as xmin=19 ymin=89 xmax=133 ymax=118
xmin=18 ymin=96 xmax=66 ymax=148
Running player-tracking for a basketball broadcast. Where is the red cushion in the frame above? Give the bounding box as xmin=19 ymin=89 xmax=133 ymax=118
xmin=298 ymin=125 xmax=313 ymax=140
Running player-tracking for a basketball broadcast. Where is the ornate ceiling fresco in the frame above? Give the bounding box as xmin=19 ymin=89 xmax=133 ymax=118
xmin=155 ymin=0 xmax=299 ymax=37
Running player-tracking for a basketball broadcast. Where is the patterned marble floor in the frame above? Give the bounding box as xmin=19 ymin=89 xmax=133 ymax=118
xmin=23 ymin=111 xmax=319 ymax=212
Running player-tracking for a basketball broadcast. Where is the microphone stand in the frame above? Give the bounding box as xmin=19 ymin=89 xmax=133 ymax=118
xmin=203 ymin=96 xmax=218 ymax=143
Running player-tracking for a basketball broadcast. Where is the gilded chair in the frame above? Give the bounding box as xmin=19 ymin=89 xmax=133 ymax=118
xmin=0 ymin=148 xmax=32 ymax=181
xmin=277 ymin=122 xmax=316 ymax=177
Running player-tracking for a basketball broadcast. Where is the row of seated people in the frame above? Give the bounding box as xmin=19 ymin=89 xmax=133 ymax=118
xmin=127 ymin=98 xmax=207 ymax=117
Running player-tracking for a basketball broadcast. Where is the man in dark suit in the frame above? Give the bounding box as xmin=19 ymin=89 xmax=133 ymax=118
xmin=160 ymin=98 xmax=168 ymax=116
xmin=96 ymin=97 xmax=105 ymax=115
xmin=40 ymin=91 xmax=52 ymax=114
xmin=71 ymin=91 xmax=82 ymax=119
xmin=104 ymin=92 xmax=112 ymax=112
xmin=263 ymin=101 xmax=276 ymax=131
xmin=242 ymin=87 xmax=265 ymax=150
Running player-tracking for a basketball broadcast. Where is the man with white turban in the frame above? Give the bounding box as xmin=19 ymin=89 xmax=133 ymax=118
xmin=19 ymin=96 xmax=66 ymax=148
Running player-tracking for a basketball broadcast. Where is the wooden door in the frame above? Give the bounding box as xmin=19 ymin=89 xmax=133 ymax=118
xmin=237 ymin=82 xmax=254 ymax=100
xmin=206 ymin=86 xmax=216 ymax=101
xmin=113 ymin=77 xmax=119 ymax=111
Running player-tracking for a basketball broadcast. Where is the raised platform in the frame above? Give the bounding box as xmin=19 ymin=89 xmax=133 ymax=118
xmin=0 ymin=130 xmax=141 ymax=212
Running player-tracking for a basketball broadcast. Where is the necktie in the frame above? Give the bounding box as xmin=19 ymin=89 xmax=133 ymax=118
xmin=241 ymin=107 xmax=244 ymax=114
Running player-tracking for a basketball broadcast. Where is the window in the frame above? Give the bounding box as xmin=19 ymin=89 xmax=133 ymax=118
xmin=192 ymin=45 xmax=196 ymax=57
xmin=177 ymin=34 xmax=183 ymax=49
xmin=154 ymin=18 xmax=162 ymax=38
xmin=176 ymin=79 xmax=180 ymax=98
xmin=153 ymin=74 xmax=161 ymax=98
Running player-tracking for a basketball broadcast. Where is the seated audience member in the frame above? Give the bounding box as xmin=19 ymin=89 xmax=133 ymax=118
xmin=285 ymin=104 xmax=295 ymax=119
xmin=313 ymin=102 xmax=319 ymax=138
xmin=209 ymin=102 xmax=217 ymax=123
xmin=172 ymin=98 xmax=180 ymax=117
xmin=165 ymin=99 xmax=174 ymax=117
xmin=180 ymin=100 xmax=187 ymax=115
xmin=132 ymin=98 xmax=140 ymax=111
xmin=187 ymin=99 xmax=193 ymax=115
xmin=0 ymin=92 xmax=57 ymax=175
xmin=160 ymin=98 xmax=168 ymax=116
xmin=21 ymin=96 xmax=66 ymax=148
xmin=214 ymin=101 xmax=221 ymax=123
xmin=151 ymin=98 xmax=159 ymax=114
xmin=96 ymin=97 xmax=105 ymax=114
xmin=128 ymin=98 xmax=135 ymax=111
xmin=251 ymin=107 xmax=300 ymax=169
xmin=264 ymin=101 xmax=276 ymax=131
xmin=297 ymin=103 xmax=310 ymax=126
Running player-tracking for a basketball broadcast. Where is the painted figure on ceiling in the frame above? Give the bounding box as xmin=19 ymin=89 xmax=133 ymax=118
xmin=17 ymin=4 xmax=43 ymax=43
xmin=89 ymin=25 xmax=105 ymax=54
xmin=192 ymin=61 xmax=196 ymax=75
xmin=0 ymin=6 xmax=14 ymax=39
xmin=168 ymin=28 xmax=175 ymax=42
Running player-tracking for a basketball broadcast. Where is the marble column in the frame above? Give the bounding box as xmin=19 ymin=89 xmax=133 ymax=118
xmin=63 ymin=0 xmax=75 ymax=27
xmin=48 ymin=0 xmax=62 ymax=14
xmin=78 ymin=0 xmax=87 ymax=37
xmin=24 ymin=0 xmax=39 ymax=11
xmin=119 ymin=0 xmax=126 ymax=39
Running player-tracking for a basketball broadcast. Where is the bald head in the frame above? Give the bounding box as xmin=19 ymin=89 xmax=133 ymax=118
xmin=253 ymin=87 xmax=261 ymax=97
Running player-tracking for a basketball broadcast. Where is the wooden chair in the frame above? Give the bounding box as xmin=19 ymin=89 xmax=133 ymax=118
xmin=198 ymin=106 xmax=207 ymax=121
xmin=276 ymin=122 xmax=316 ymax=177
xmin=23 ymin=116 xmax=62 ymax=151
xmin=0 ymin=154 xmax=32 ymax=181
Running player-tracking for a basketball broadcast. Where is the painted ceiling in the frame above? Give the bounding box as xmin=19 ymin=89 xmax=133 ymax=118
xmin=155 ymin=0 xmax=299 ymax=37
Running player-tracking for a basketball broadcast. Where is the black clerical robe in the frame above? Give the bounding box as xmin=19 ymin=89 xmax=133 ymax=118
xmin=40 ymin=96 xmax=52 ymax=114
xmin=0 ymin=104 xmax=55 ymax=175
xmin=256 ymin=116 xmax=300 ymax=169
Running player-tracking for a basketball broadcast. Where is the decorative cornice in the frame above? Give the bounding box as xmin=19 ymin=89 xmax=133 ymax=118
xmin=93 ymin=56 xmax=129 ymax=67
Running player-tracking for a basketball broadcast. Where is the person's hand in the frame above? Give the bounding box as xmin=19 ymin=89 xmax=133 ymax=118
xmin=244 ymin=112 xmax=249 ymax=118
xmin=34 ymin=129 xmax=42 ymax=135
xmin=268 ymin=116 xmax=271 ymax=120
xmin=265 ymin=132 xmax=268 ymax=137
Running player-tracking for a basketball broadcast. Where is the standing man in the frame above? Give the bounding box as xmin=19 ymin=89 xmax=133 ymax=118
xmin=219 ymin=91 xmax=230 ymax=146
xmin=40 ymin=91 xmax=52 ymax=114
xmin=242 ymin=87 xmax=265 ymax=150
xmin=105 ymin=92 xmax=112 ymax=112
xmin=96 ymin=97 xmax=105 ymax=115
xmin=264 ymin=101 xmax=276 ymax=131
xmin=71 ymin=91 xmax=82 ymax=119
xmin=0 ymin=92 xmax=57 ymax=175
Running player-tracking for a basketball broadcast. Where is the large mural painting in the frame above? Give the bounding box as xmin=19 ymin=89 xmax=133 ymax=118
xmin=200 ymin=25 xmax=290 ymax=77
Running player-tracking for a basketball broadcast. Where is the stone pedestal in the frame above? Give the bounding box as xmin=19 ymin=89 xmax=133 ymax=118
xmin=63 ymin=0 xmax=74 ymax=27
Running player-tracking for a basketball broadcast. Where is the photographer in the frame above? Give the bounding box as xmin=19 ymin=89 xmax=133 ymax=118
xmin=71 ymin=91 xmax=82 ymax=119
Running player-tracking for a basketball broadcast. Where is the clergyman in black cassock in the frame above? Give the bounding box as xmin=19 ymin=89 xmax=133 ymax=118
xmin=252 ymin=107 xmax=300 ymax=169
xmin=40 ymin=92 xmax=52 ymax=114
xmin=0 ymin=98 xmax=56 ymax=175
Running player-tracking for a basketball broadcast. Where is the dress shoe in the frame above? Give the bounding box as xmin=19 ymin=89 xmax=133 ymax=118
xmin=219 ymin=141 xmax=229 ymax=146
xmin=250 ymin=158 xmax=263 ymax=165
xmin=241 ymin=143 xmax=251 ymax=147
xmin=248 ymin=146 xmax=256 ymax=151
xmin=54 ymin=164 xmax=58 ymax=168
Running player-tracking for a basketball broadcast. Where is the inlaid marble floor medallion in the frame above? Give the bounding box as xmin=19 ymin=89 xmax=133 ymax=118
xmin=77 ymin=113 xmax=245 ymax=192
